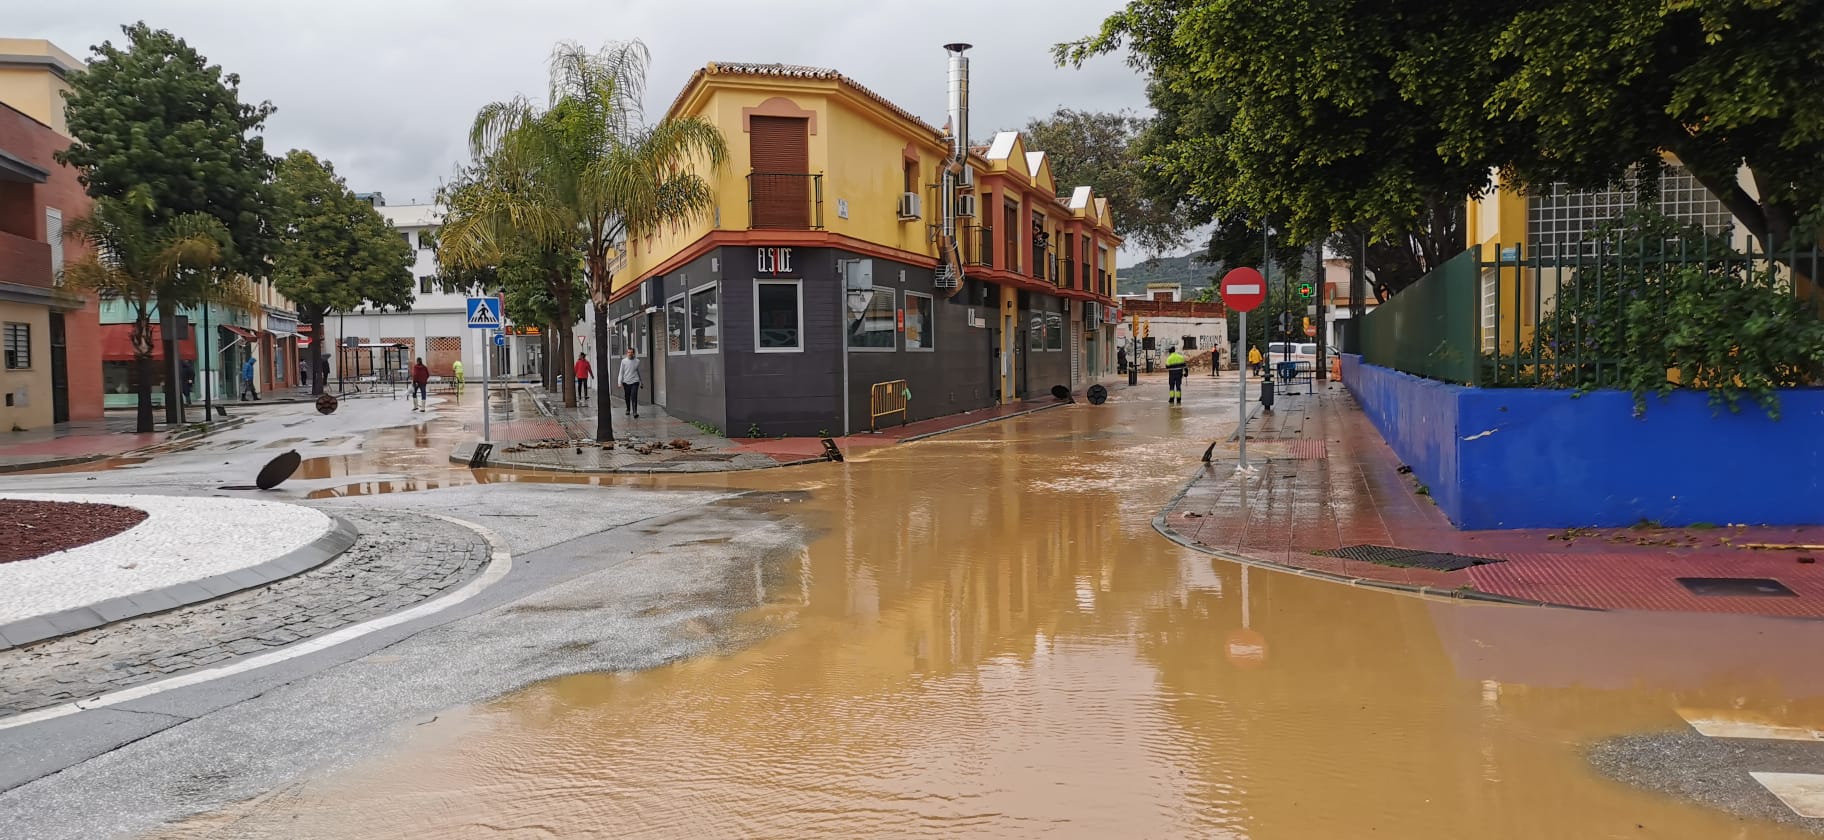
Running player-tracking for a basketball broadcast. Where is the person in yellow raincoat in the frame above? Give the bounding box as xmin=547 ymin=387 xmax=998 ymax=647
xmin=1165 ymin=346 xmax=1188 ymax=404
xmin=1247 ymin=345 xmax=1263 ymax=376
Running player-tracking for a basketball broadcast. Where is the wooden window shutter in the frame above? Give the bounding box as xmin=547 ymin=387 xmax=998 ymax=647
xmin=749 ymin=116 xmax=810 ymax=228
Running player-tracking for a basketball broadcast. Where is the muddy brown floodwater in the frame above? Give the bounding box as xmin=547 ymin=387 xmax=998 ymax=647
xmin=164 ymin=401 xmax=1824 ymax=839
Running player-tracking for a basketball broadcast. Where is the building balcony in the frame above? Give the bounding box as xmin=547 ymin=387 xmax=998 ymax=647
xmin=747 ymin=172 xmax=823 ymax=230
xmin=0 ymin=229 xmax=53 ymax=289
xmin=966 ymin=225 xmax=993 ymax=267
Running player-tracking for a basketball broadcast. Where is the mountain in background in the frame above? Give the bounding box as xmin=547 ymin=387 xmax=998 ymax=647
xmin=1117 ymin=252 xmax=1222 ymax=297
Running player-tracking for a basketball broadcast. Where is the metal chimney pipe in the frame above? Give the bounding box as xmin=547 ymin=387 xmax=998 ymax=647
xmin=944 ymin=43 xmax=972 ymax=188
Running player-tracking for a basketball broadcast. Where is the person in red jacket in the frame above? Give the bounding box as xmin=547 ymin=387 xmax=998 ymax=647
xmin=574 ymin=352 xmax=592 ymax=405
xmin=410 ymin=357 xmax=430 ymax=412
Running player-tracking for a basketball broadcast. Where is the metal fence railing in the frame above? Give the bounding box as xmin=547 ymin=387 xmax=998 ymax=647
xmin=747 ymin=172 xmax=824 ymax=230
xmin=1360 ymin=231 xmax=1824 ymax=393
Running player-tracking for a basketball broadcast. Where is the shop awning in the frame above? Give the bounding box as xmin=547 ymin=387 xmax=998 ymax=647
xmin=219 ymin=324 xmax=260 ymax=350
xmin=266 ymin=314 xmax=299 ymax=337
xmin=100 ymin=323 xmax=197 ymax=362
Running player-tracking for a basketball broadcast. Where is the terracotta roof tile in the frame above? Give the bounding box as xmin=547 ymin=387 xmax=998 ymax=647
xmin=668 ymin=62 xmax=944 ymax=140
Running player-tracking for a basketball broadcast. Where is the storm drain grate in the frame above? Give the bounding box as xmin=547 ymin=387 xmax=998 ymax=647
xmin=1317 ymin=544 xmax=1425 ymax=563
xmin=1313 ymin=544 xmax=1502 ymax=572
xmin=1677 ymin=577 xmax=1797 ymax=598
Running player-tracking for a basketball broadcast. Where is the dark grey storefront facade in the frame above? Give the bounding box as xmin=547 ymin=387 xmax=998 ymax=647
xmin=607 ymin=245 xmax=1083 ymax=437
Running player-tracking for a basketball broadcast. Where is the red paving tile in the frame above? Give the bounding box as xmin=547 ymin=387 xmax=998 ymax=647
xmin=1163 ymin=387 xmax=1824 ymax=618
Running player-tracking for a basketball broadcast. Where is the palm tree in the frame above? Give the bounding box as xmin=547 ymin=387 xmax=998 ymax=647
xmin=444 ymin=40 xmax=727 ymax=439
xmin=439 ymin=156 xmax=585 ymax=408
xmin=62 ymin=197 xmax=229 ymax=432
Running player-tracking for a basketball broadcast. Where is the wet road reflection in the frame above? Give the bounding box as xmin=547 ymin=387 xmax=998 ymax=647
xmin=162 ymin=398 xmax=1824 ymax=839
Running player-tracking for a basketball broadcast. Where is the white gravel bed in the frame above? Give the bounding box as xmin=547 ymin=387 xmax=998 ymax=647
xmin=0 ymin=493 xmax=333 ymax=624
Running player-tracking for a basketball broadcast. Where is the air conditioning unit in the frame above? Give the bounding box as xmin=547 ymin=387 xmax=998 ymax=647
xmin=897 ymin=192 xmax=922 ymax=220
xmin=954 ymin=194 xmax=978 ymax=218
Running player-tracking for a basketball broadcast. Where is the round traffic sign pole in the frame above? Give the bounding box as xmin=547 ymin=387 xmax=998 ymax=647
xmin=1221 ymin=267 xmax=1266 ymax=473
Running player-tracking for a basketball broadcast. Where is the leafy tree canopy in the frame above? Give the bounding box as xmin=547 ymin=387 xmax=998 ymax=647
xmin=56 ymin=22 xmax=277 ymax=276
xmin=270 ymin=150 xmax=414 ymax=327
xmin=1064 ymin=0 xmax=1824 ymax=294
xmin=1060 ymin=0 xmax=1484 ymax=292
xmin=1020 ymin=108 xmax=1192 ymax=255
xmin=1479 ymin=0 xmax=1824 ymax=253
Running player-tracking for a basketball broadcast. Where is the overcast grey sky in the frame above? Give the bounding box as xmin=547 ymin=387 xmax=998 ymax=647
xmin=13 ymin=1 xmax=1148 ymax=210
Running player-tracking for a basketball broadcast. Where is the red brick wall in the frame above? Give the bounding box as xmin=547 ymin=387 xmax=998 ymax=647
xmin=1120 ymin=299 xmax=1228 ymax=319
xmin=60 ymin=300 xmax=103 ymax=421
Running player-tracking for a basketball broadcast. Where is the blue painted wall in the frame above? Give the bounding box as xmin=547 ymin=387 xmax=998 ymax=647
xmin=1342 ymin=354 xmax=1824 ymax=529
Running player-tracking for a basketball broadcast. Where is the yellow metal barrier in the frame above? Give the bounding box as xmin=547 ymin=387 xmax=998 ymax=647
xmin=869 ymin=379 xmax=909 ymax=431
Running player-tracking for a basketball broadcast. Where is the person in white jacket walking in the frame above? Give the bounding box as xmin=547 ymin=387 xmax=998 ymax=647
xmin=618 ymin=348 xmax=642 ymax=418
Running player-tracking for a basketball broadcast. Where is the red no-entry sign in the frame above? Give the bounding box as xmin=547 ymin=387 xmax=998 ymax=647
xmin=1220 ymin=267 xmax=1267 ymax=313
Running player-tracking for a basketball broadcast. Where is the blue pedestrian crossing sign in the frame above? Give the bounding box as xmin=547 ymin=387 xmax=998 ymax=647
xmin=466 ymin=297 xmax=501 ymax=329
xmin=493 ymin=333 xmax=506 ymax=347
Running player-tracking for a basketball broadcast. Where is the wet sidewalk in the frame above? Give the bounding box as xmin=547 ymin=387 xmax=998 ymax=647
xmin=1161 ymin=383 xmax=1824 ymax=617
xmin=454 ymin=384 xmax=1094 ymax=473
xmin=0 ymin=413 xmax=249 ymax=473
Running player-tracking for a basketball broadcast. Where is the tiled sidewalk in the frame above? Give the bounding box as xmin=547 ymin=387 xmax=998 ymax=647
xmin=1161 ymin=384 xmax=1824 ymax=617
xmin=0 ymin=414 xmax=247 ymax=473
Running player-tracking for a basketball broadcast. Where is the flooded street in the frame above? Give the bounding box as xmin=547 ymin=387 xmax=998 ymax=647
xmin=149 ymin=395 xmax=1824 ymax=839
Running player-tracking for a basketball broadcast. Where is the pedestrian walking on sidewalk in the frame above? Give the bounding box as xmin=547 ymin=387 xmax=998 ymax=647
xmin=1247 ymin=345 xmax=1263 ymax=377
xmin=240 ymin=356 xmax=259 ymax=401
xmin=1117 ymin=346 xmax=1128 ymax=375
xmin=180 ymin=359 xmax=196 ymax=406
xmin=410 ymin=357 xmax=430 ymax=411
xmin=1165 ymin=346 xmax=1188 ymax=405
xmin=574 ymin=353 xmax=592 ymax=404
xmin=618 ymin=347 xmax=641 ymax=418
xmin=451 ymin=359 xmax=464 ymax=397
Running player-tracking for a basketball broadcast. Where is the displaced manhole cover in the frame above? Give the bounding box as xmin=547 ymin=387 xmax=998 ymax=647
xmin=1313 ymin=544 xmax=1501 ymax=572
xmin=1677 ymin=577 xmax=1797 ymax=598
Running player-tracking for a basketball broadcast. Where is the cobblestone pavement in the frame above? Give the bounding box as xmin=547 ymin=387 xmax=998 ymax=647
xmin=0 ymin=509 xmax=488 ymax=718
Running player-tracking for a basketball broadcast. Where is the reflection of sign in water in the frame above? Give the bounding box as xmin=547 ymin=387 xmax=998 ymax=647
xmin=1226 ymin=629 xmax=1267 ymax=668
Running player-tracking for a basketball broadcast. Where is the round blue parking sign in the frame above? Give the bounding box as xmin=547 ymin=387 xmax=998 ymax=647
xmin=493 ymin=334 xmax=506 ymax=347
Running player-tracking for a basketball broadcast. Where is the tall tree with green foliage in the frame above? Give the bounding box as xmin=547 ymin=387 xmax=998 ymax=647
xmin=270 ymin=150 xmax=415 ymax=395
xmin=60 ymin=200 xmax=231 ymax=432
xmin=1478 ymin=0 xmax=1824 ymax=266
xmin=56 ymin=22 xmax=278 ymax=419
xmin=449 ymin=40 xmax=726 ymax=439
xmin=1059 ymin=0 xmax=1483 ymax=295
xmin=1065 ymin=0 xmax=1824 ymax=297
xmin=1020 ymin=108 xmax=1191 ymax=255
